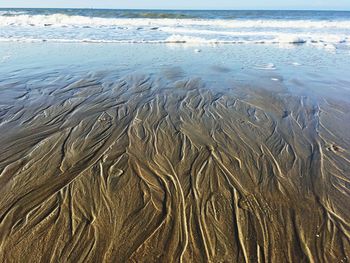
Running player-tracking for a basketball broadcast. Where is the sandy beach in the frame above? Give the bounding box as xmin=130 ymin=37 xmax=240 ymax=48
xmin=0 ymin=42 xmax=349 ymax=262
xmin=1 ymin=6 xmax=350 ymax=261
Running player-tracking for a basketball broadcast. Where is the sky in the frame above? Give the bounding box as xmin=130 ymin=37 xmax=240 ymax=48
xmin=0 ymin=0 xmax=350 ymax=10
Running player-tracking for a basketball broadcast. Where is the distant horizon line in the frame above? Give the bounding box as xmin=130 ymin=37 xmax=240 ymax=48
xmin=0 ymin=7 xmax=350 ymax=12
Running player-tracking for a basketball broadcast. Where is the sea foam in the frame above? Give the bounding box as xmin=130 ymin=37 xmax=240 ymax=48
xmin=0 ymin=12 xmax=349 ymax=48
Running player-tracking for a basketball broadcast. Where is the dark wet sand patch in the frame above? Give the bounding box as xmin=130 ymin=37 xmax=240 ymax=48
xmin=0 ymin=72 xmax=349 ymax=262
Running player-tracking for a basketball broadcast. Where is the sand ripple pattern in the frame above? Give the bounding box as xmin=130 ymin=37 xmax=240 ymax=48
xmin=0 ymin=72 xmax=349 ymax=262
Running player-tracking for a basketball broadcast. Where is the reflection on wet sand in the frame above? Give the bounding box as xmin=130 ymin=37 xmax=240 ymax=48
xmin=0 ymin=71 xmax=349 ymax=262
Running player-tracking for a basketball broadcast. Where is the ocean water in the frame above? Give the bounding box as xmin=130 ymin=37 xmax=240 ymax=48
xmin=0 ymin=8 xmax=350 ymax=47
xmin=1 ymin=9 xmax=350 ymax=103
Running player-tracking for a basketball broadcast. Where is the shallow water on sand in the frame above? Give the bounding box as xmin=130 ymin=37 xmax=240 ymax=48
xmin=0 ymin=43 xmax=349 ymax=262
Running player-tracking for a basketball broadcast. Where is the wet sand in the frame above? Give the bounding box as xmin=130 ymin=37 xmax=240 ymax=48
xmin=0 ymin=69 xmax=349 ymax=262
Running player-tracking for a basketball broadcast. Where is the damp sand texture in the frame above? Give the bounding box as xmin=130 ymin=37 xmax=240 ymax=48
xmin=0 ymin=72 xmax=349 ymax=263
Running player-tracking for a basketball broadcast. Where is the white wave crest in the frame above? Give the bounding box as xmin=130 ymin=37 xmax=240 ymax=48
xmin=1 ymin=14 xmax=350 ymax=30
